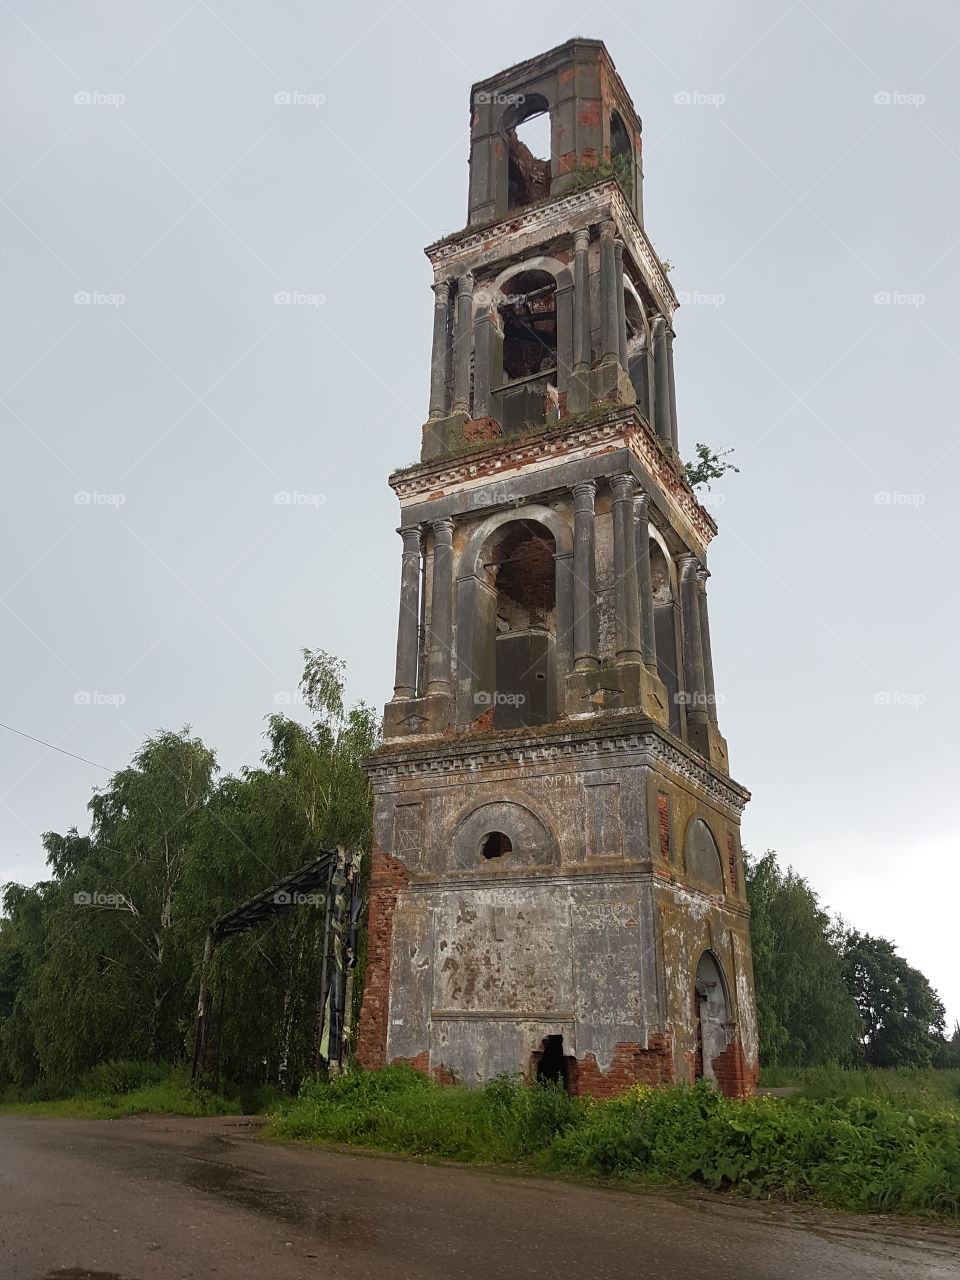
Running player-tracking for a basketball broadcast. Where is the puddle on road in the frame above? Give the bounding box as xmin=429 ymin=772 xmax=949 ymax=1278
xmin=184 ymin=1158 xmax=361 ymax=1242
xmin=43 ymin=1271 xmax=139 ymax=1280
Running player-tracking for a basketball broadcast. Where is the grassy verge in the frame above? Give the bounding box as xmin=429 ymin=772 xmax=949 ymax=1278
xmin=268 ymin=1066 xmax=960 ymax=1220
xmin=758 ymin=1065 xmax=960 ymax=1109
xmin=0 ymin=1061 xmax=240 ymax=1119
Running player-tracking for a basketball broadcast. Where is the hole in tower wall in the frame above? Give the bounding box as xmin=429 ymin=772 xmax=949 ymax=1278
xmin=481 ymin=831 xmax=512 ymax=859
xmin=507 ymin=111 xmax=551 ymax=210
xmin=532 ymin=1034 xmax=571 ymax=1089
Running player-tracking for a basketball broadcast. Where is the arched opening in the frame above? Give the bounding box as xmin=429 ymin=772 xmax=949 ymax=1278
xmin=504 ymin=96 xmax=551 ymax=211
xmin=650 ymin=543 xmax=681 ymax=734
xmin=481 ymin=519 xmax=557 ymax=729
xmin=532 ymin=1034 xmax=572 ymax=1089
xmin=684 ymin=817 xmax=724 ymax=892
xmin=624 ymin=291 xmax=652 ymax=415
xmin=610 ymin=110 xmax=634 ymax=197
xmin=481 ymin=831 xmax=512 ymax=859
xmin=498 ymin=269 xmax=558 ymax=434
xmin=694 ymin=951 xmax=730 ymax=1086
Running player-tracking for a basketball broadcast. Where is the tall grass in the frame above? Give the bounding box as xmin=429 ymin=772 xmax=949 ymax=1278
xmin=759 ymin=1064 xmax=960 ymax=1109
xmin=0 ymin=1060 xmax=240 ymax=1119
xmin=269 ymin=1065 xmax=960 ymax=1219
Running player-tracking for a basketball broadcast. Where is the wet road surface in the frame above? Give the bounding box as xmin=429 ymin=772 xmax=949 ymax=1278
xmin=0 ymin=1114 xmax=957 ymax=1279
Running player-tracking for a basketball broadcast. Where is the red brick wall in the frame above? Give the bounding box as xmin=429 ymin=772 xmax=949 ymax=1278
xmin=711 ymin=1038 xmax=757 ymax=1098
xmin=356 ymin=845 xmax=411 ymax=1070
xmin=567 ymin=1036 xmax=673 ymax=1098
xmin=657 ymin=793 xmax=671 ymax=859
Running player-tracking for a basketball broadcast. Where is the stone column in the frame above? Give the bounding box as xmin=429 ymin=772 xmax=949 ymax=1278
xmin=572 ymin=481 xmax=599 ymax=671
xmin=599 ymin=221 xmax=620 ymax=364
xmin=426 ymin=518 xmax=455 ymax=696
xmin=633 ymin=493 xmax=657 ymax=673
xmin=573 ymin=227 xmax=592 ymax=373
xmin=697 ymin=567 xmax=718 ymax=725
xmin=679 ymin=554 xmax=708 ymax=734
xmin=652 ymin=315 xmax=672 ymax=447
xmin=451 ymin=274 xmax=474 ymax=414
xmin=611 ymin=474 xmax=642 ymax=663
xmin=665 ymin=324 xmax=679 ymax=451
xmin=472 ymin=306 xmax=492 ymax=421
xmin=428 ymin=281 xmax=451 ymax=420
xmin=614 ymin=239 xmax=629 ymax=370
xmin=393 ymin=526 xmax=422 ymax=699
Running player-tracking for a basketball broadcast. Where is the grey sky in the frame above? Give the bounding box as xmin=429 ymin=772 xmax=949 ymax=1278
xmin=3 ymin=1 xmax=958 ymax=1028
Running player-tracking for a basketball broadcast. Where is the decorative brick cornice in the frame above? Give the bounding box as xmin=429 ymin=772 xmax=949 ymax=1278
xmin=425 ymin=181 xmax=677 ymax=320
xmin=389 ymin=407 xmax=717 ymax=550
xmin=367 ymin=723 xmax=750 ymax=816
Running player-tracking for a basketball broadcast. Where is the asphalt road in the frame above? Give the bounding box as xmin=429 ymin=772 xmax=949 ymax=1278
xmin=0 ymin=1114 xmax=957 ymax=1280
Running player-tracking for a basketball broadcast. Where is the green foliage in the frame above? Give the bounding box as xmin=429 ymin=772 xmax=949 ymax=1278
xmin=745 ymin=851 xmax=862 ymax=1067
xmin=269 ymin=1068 xmax=960 ymax=1219
xmin=0 ymin=651 xmax=378 ymax=1097
xmin=569 ymin=153 xmax=634 ymax=198
xmin=0 ymin=1062 xmax=238 ymax=1118
xmin=758 ymin=1064 xmax=960 ymax=1109
xmin=684 ymin=442 xmax=739 ymax=491
xmin=840 ymin=931 xmax=946 ymax=1068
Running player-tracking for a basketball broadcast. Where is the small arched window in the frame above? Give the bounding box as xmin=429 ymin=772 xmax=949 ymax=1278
xmin=481 ymin=831 xmax=513 ymax=859
xmin=503 ymin=95 xmax=551 ymax=211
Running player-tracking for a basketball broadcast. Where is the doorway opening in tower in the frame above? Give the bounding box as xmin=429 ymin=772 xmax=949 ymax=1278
xmin=694 ymin=950 xmax=730 ymax=1087
xmin=532 ymin=1034 xmax=573 ymax=1091
xmin=504 ymin=95 xmax=551 ymax=211
xmin=482 ymin=519 xmax=557 ymax=729
xmin=498 ymin=270 xmax=558 ymax=434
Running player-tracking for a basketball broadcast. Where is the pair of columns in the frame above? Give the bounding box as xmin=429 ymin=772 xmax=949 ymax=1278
xmin=679 ymin=555 xmax=718 ymax=729
xmin=393 ymin=520 xmax=454 ymax=700
xmin=428 ymin=277 xmax=474 ymax=420
xmin=573 ymin=222 xmax=629 ymax=374
xmin=571 ymin=475 xmax=658 ymax=673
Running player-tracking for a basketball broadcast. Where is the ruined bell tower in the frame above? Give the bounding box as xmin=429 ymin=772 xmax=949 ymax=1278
xmin=357 ymin=40 xmax=758 ymax=1097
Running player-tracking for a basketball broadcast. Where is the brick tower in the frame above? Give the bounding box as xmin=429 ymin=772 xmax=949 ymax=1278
xmin=357 ymin=39 xmax=758 ymax=1097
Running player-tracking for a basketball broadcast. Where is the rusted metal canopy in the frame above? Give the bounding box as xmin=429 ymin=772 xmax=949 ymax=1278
xmin=210 ymin=849 xmax=339 ymax=942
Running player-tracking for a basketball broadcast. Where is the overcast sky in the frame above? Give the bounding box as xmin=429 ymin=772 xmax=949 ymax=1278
xmin=3 ymin=1 xmax=959 ymax=1028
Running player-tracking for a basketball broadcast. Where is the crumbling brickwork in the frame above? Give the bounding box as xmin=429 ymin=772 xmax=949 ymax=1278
xmin=356 ymin=846 xmax=411 ymax=1070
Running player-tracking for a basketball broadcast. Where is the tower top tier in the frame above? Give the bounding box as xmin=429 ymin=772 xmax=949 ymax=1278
xmin=468 ymin=38 xmax=644 ymax=227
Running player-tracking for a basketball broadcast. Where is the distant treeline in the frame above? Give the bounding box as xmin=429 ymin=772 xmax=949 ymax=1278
xmin=0 ymin=651 xmax=956 ymax=1093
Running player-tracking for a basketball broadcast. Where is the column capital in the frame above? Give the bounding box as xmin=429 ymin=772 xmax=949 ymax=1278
xmin=696 ymin=565 xmax=711 ymax=587
xmin=679 ymin=552 xmax=702 ymax=581
xmin=397 ymin=525 xmax=423 ymax=550
xmin=613 ymin=237 xmax=625 ymax=259
xmin=431 ymin=279 xmax=450 ymax=303
xmin=457 ymin=272 xmax=475 ymax=295
xmin=599 ymin=218 xmax=617 ymax=240
xmin=431 ymin=517 xmax=455 ymax=541
xmin=633 ymin=490 xmax=650 ymax=515
xmin=571 ymin=479 xmax=597 ymax=507
xmin=574 ymin=227 xmax=591 ymax=252
xmin=609 ymin=473 xmax=636 ymax=502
